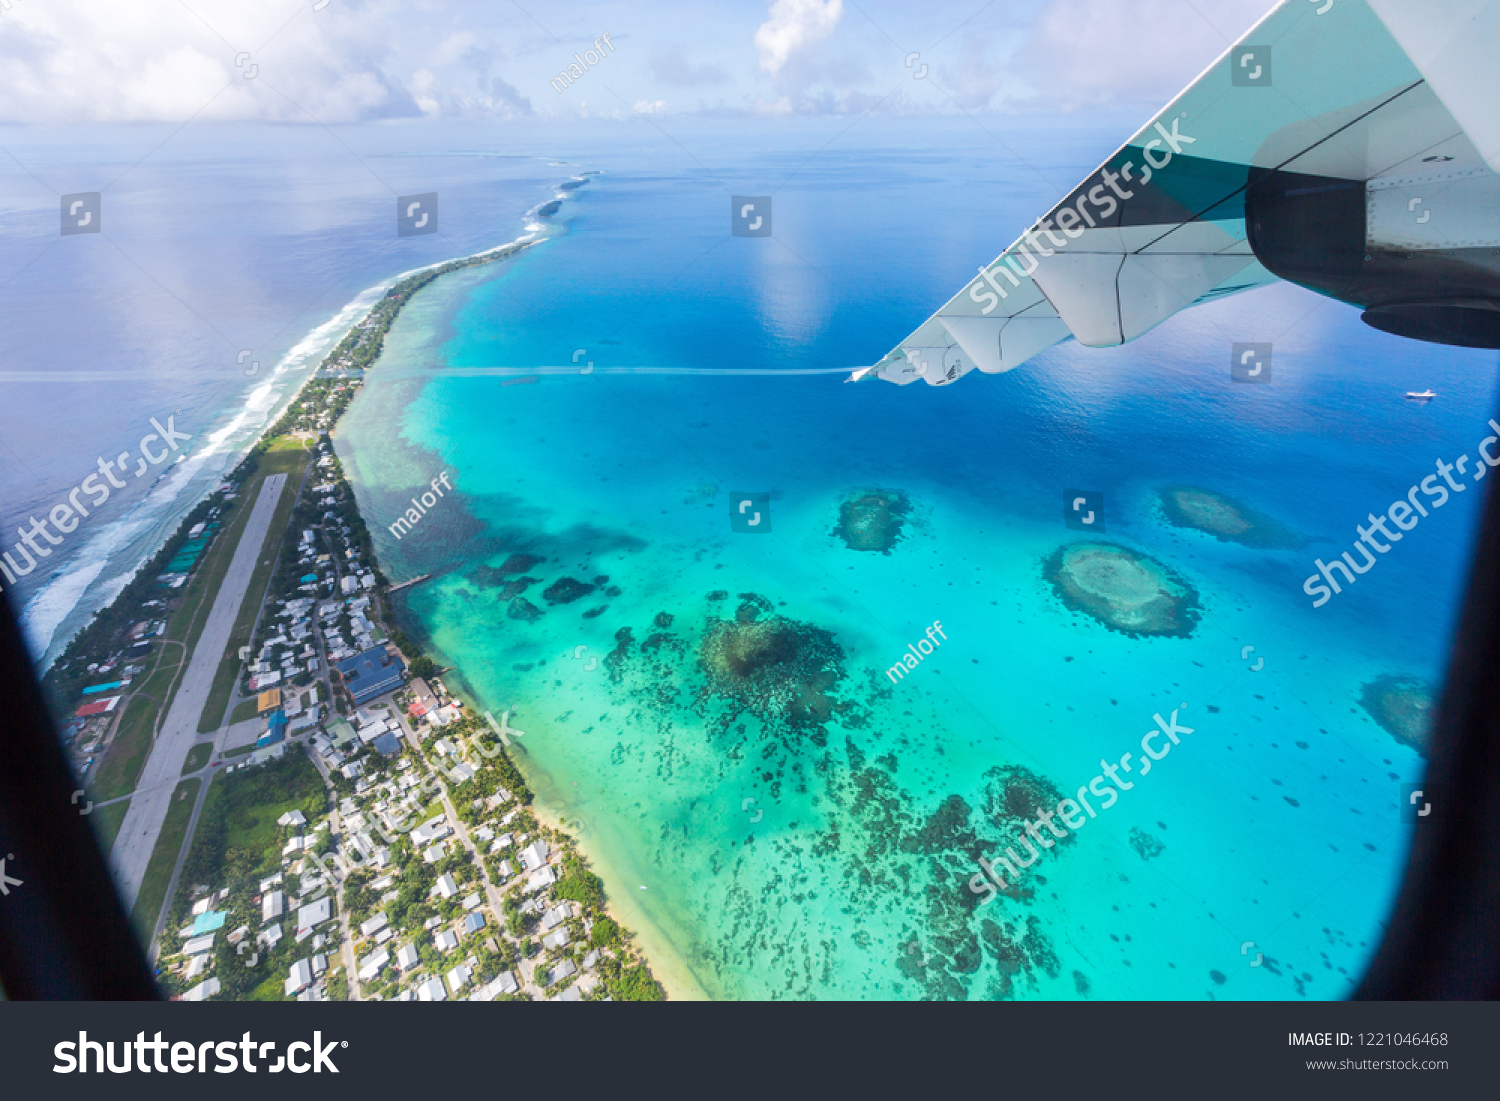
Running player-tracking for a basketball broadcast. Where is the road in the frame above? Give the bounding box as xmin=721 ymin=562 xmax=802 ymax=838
xmin=109 ymin=474 xmax=287 ymax=907
xmin=396 ymin=711 xmax=546 ymax=999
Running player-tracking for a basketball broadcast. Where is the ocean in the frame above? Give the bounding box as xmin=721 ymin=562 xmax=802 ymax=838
xmin=0 ymin=121 xmax=575 ymax=663
xmin=331 ymin=120 xmax=1495 ymax=999
xmin=7 ymin=116 xmax=1493 ymax=999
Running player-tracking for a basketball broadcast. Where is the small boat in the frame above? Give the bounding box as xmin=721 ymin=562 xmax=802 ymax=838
xmin=1405 ymin=390 xmax=1436 ymax=402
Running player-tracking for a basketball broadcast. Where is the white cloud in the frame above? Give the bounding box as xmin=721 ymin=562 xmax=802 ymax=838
xmin=1015 ymin=0 xmax=1273 ymax=111
xmin=0 ymin=0 xmax=421 ymax=123
xmin=753 ymin=0 xmax=844 ymax=74
xmin=0 ymin=0 xmax=1281 ymax=124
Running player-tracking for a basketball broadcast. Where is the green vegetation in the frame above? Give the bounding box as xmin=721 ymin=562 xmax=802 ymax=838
xmin=89 ymin=798 xmax=131 ymax=854
xmin=590 ymin=917 xmax=618 ymax=948
xmin=166 ymin=748 xmax=334 ymax=1002
xmin=179 ymin=748 xmax=328 ymax=885
xmin=601 ymin=959 xmax=666 ymax=1001
xmin=553 ymin=852 xmax=604 ymax=908
xmin=131 ymin=778 xmax=201 ymax=941
xmin=88 ymin=694 xmax=158 ymax=802
xmin=229 ymin=697 xmax=260 ymax=725
xmin=197 ymin=445 xmax=310 ymax=733
xmin=386 ymin=626 xmax=440 ymax=683
xmin=181 ymin=742 xmax=213 ymax=775
xmin=42 ymin=488 xmax=227 ymax=711
xmin=224 ymin=744 xmax=255 ymax=758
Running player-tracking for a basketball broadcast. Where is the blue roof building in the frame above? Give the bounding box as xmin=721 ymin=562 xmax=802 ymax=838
xmin=336 ymin=646 xmax=406 ymax=706
xmin=258 ymin=709 xmax=288 ymax=747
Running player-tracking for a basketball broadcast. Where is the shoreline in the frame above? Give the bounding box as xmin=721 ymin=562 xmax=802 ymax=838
xmin=522 ymin=791 xmax=711 ymax=1002
xmin=28 ymin=225 xmax=554 ymax=674
xmin=292 ymin=172 xmax=685 ymax=999
xmin=39 ymin=172 xmax=691 ymax=1000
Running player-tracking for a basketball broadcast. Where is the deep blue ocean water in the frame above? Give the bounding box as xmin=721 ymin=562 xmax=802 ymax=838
xmin=6 ymin=116 xmax=1494 ymax=999
xmin=331 ymin=121 xmax=1497 ymax=999
xmin=0 ymin=122 xmax=574 ymax=661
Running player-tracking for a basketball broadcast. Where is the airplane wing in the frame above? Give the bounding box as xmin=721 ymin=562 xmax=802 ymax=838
xmin=854 ymin=0 xmax=1500 ymax=386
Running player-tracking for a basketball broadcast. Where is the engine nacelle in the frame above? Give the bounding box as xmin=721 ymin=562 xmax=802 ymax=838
xmin=1246 ymin=166 xmax=1500 ymax=349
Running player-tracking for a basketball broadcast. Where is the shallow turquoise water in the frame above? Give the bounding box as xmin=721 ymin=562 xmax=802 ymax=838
xmin=336 ymin=133 xmax=1495 ymax=1000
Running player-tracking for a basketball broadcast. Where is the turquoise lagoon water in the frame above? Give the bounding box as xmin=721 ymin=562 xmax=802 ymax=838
xmin=335 ymin=130 xmax=1497 ymax=1000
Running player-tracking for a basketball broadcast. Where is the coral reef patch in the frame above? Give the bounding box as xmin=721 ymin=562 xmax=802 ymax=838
xmin=698 ymin=607 xmax=845 ymax=723
xmin=507 ymin=597 xmax=543 ymax=623
xmin=1360 ymin=675 xmax=1435 ymax=757
xmin=1044 ymin=541 xmax=1201 ymax=638
xmin=835 ymin=489 xmax=911 ymax=553
xmin=1129 ymin=826 xmax=1165 ymax=860
xmin=499 ymin=553 xmax=546 ymax=575
xmin=1158 ymin=485 xmax=1303 ymax=549
xmin=543 ymin=576 xmax=596 ymax=604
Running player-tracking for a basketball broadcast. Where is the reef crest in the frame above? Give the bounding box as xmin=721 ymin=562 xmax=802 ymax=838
xmin=1360 ymin=675 xmax=1434 ymax=757
xmin=1043 ymin=541 xmax=1200 ymax=638
xmin=835 ymin=489 xmax=911 ymax=553
xmin=1158 ymin=485 xmax=1303 ymax=549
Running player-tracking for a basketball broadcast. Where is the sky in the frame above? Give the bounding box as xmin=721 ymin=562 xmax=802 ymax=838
xmin=0 ymin=0 xmax=1279 ymax=125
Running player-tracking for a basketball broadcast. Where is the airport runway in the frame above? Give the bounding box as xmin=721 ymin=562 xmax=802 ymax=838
xmin=109 ymin=473 xmax=287 ymax=908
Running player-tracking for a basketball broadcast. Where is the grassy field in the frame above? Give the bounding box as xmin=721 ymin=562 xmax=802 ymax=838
xmin=88 ymin=694 xmax=160 ymax=803
xmin=85 ymin=451 xmax=285 ymax=803
xmin=176 ymin=748 xmax=327 ymax=914
xmin=196 ymin=444 xmax=309 ymax=734
xmin=224 ymin=744 xmax=256 ymax=758
xmin=89 ymin=798 xmax=130 ymax=854
xmin=181 ymin=743 xmax=213 ymax=775
xmin=131 ymin=778 xmax=201 ymax=942
xmin=221 ymin=752 xmax=325 ymax=867
xmin=229 ymin=697 xmax=260 ymax=725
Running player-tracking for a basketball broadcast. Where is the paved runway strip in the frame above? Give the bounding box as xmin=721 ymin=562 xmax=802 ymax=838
xmin=109 ymin=473 xmax=287 ymax=908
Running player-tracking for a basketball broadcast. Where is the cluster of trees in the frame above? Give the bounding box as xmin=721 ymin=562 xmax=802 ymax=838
xmin=553 ymin=853 xmax=605 ymax=909
xmin=442 ymin=718 xmax=531 ymax=827
xmin=170 ymin=749 xmax=365 ymax=1001
xmin=43 ymin=489 xmax=229 ymax=709
xmin=600 ymin=957 xmax=666 ymax=1001
xmin=386 ymin=626 xmax=438 ymax=679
